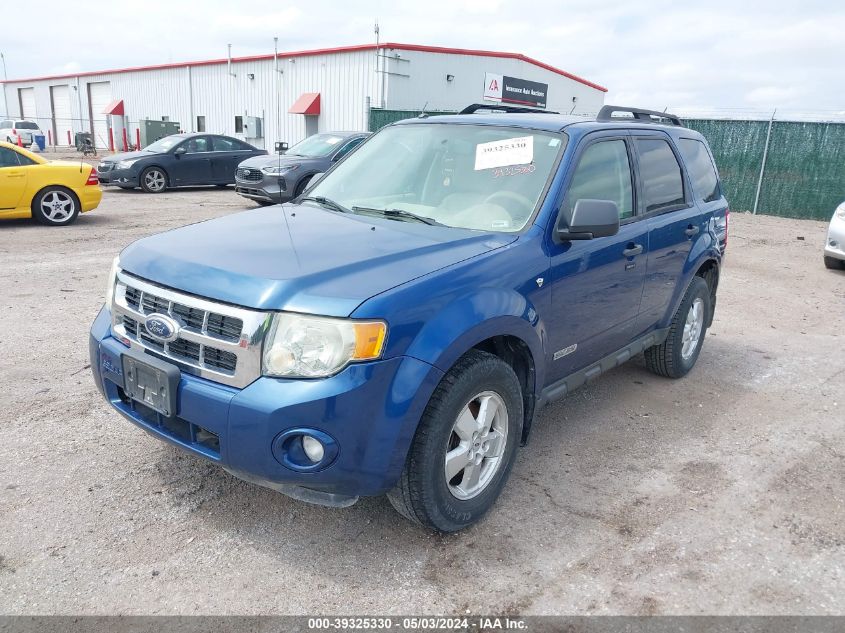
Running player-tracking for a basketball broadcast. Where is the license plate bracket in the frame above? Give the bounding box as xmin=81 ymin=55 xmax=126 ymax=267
xmin=122 ymin=353 xmax=180 ymax=418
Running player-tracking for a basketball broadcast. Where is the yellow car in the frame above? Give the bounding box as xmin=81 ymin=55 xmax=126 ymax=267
xmin=0 ymin=141 xmax=102 ymax=226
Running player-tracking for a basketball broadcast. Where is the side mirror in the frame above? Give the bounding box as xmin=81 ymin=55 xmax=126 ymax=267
xmin=556 ymin=199 xmax=620 ymax=241
xmin=275 ymin=141 xmax=289 ymax=154
xmin=174 ymin=146 xmax=187 ymax=156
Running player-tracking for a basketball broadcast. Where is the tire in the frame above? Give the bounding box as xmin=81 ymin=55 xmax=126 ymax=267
xmin=32 ymin=187 xmax=80 ymax=226
xmin=645 ymin=276 xmax=710 ymax=379
xmin=824 ymin=256 xmax=844 ymax=270
xmin=293 ymin=176 xmax=312 ymax=199
xmin=140 ymin=167 xmax=168 ymax=193
xmin=387 ymin=350 xmax=522 ymax=532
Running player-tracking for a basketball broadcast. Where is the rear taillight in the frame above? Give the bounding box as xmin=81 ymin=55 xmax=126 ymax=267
xmin=86 ymin=169 xmax=99 ymax=186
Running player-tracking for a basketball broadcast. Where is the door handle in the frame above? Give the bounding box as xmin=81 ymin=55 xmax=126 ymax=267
xmin=622 ymin=243 xmax=643 ymax=258
xmin=5 ymin=171 xmax=24 ymax=177
xmin=685 ymin=224 xmax=700 ymax=237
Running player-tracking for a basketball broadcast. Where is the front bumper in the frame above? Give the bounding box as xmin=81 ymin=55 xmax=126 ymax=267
xmin=98 ymin=167 xmax=139 ymax=187
xmin=89 ymin=307 xmax=443 ymax=503
xmin=825 ymin=216 xmax=845 ymax=261
xmin=235 ymin=174 xmax=292 ymax=203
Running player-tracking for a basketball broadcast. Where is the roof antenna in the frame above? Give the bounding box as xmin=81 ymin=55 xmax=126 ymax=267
xmin=418 ymin=101 xmax=429 ymax=118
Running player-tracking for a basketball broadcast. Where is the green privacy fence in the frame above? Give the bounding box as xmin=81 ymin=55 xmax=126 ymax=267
xmin=369 ymin=108 xmax=457 ymax=132
xmin=672 ymin=119 xmax=844 ymax=220
xmin=370 ymin=110 xmax=844 ymax=221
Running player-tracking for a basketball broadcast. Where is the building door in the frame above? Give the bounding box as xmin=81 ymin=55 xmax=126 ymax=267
xmin=50 ymin=85 xmax=72 ymax=146
xmin=19 ymin=88 xmax=36 ymax=121
xmin=87 ymin=81 xmax=112 ymax=149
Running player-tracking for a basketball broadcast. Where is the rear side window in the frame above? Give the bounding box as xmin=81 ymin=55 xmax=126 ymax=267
xmin=563 ymin=139 xmax=634 ymax=220
xmin=1 ymin=120 xmax=12 ymax=128
xmin=635 ymin=139 xmax=685 ymax=213
xmin=213 ymin=136 xmax=250 ymax=151
xmin=678 ymin=138 xmax=720 ymax=202
xmin=0 ymin=147 xmax=21 ymax=167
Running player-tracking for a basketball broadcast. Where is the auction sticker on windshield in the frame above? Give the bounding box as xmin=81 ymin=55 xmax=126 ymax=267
xmin=475 ymin=136 xmax=534 ymax=170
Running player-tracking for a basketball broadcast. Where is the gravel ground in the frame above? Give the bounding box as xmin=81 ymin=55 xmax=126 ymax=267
xmin=0 ymin=187 xmax=843 ymax=615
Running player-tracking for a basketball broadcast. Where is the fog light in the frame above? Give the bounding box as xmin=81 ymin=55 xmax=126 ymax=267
xmin=301 ymin=435 xmax=325 ymax=463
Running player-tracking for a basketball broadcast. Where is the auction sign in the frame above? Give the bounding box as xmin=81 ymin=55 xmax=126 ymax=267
xmin=483 ymin=72 xmax=548 ymax=109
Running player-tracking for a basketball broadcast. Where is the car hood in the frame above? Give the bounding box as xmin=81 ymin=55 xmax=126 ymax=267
xmin=101 ymin=150 xmax=156 ymax=163
xmin=237 ymin=153 xmax=323 ymax=169
xmin=119 ymin=204 xmax=516 ymax=316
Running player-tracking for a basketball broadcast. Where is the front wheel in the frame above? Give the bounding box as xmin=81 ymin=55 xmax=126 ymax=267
xmin=140 ymin=167 xmax=168 ymax=193
xmin=645 ymin=276 xmax=711 ymax=378
xmin=387 ymin=350 xmax=522 ymax=532
xmin=32 ymin=187 xmax=80 ymax=226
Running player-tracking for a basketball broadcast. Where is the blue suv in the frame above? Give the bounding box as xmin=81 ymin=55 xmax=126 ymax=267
xmin=90 ymin=104 xmax=728 ymax=531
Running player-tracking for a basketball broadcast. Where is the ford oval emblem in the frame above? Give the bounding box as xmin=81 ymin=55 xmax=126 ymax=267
xmin=144 ymin=313 xmax=180 ymax=342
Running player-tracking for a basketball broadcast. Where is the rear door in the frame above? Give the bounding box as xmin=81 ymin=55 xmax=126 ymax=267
xmin=546 ymin=132 xmax=648 ymax=381
xmin=633 ymin=132 xmax=705 ymax=333
xmin=210 ymin=136 xmax=254 ymax=183
xmin=0 ymin=147 xmax=27 ymax=210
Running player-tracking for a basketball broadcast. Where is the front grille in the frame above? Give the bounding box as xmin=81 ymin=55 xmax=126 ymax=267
xmin=236 ymin=167 xmax=263 ymax=182
xmin=111 ymin=273 xmax=269 ymax=388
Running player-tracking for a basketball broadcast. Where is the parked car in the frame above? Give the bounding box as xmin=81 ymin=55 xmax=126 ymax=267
xmin=824 ymin=201 xmax=845 ymax=270
xmin=0 ymin=119 xmax=43 ymax=148
xmin=90 ymin=104 xmax=728 ymax=531
xmin=235 ymin=132 xmax=369 ymax=205
xmin=97 ymin=133 xmax=267 ymax=193
xmin=0 ymin=140 xmax=101 ymax=226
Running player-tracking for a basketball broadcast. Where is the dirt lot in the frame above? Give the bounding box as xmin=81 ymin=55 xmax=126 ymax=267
xmin=0 ymin=187 xmax=842 ymax=615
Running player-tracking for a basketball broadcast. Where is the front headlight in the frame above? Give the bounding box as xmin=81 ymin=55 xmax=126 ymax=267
xmin=117 ymin=159 xmax=138 ymax=169
xmin=835 ymin=202 xmax=845 ymax=220
xmin=105 ymin=256 xmax=120 ymax=307
xmin=262 ymin=164 xmax=300 ymax=175
xmin=262 ymin=313 xmax=387 ymax=378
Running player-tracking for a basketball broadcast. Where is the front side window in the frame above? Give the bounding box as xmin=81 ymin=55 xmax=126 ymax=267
xmin=0 ymin=147 xmax=21 ymax=167
xmin=635 ymin=138 xmax=685 ymax=213
xmin=678 ymin=138 xmax=720 ymax=202
xmin=1 ymin=121 xmax=12 ymax=129
xmin=562 ymin=139 xmax=634 ymax=221
xmin=183 ymin=137 xmax=210 ymax=153
xmin=333 ymin=137 xmax=365 ymax=161
xmin=309 ymin=123 xmax=566 ymax=232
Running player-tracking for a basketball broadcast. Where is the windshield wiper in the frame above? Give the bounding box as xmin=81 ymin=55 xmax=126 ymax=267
xmin=300 ymin=196 xmax=351 ymax=214
xmin=352 ymin=206 xmax=444 ymax=226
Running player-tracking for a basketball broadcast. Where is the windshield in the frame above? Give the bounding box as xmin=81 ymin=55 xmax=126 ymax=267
xmin=15 ymin=121 xmax=39 ymax=130
xmin=308 ymin=123 xmax=565 ymax=232
xmin=144 ymin=136 xmax=183 ymax=153
xmin=286 ymin=134 xmax=347 ymax=158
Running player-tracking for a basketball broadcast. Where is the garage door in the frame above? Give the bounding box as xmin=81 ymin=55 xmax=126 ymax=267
xmin=88 ymin=81 xmax=111 ymax=149
xmin=51 ymin=85 xmax=72 ymax=146
xmin=19 ymin=87 xmax=36 ymax=120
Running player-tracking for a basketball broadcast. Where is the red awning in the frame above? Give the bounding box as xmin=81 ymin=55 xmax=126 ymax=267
xmin=289 ymin=92 xmax=320 ymax=115
xmin=103 ymin=99 xmax=125 ymax=115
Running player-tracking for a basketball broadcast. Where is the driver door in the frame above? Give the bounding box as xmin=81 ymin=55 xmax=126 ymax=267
xmin=545 ymin=132 xmax=648 ymax=382
xmin=0 ymin=147 xmax=27 ymax=211
xmin=172 ymin=136 xmax=212 ymax=185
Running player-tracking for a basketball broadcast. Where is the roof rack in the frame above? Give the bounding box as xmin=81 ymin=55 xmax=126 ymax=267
xmin=596 ymin=105 xmax=683 ymax=127
xmin=459 ymin=103 xmax=559 ymax=115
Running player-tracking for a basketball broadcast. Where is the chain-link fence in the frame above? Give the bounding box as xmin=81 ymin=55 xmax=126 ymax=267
xmin=685 ymin=119 xmax=845 ymax=220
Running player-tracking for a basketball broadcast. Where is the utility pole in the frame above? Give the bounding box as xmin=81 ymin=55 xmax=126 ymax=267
xmin=753 ymin=109 xmax=776 ymax=215
xmin=1 ymin=52 xmax=8 ymax=118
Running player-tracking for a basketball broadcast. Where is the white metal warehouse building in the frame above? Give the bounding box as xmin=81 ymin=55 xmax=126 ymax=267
xmin=0 ymin=42 xmax=606 ymax=150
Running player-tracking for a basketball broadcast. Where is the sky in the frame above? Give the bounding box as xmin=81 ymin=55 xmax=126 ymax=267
xmin=2 ymin=0 xmax=844 ymax=119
